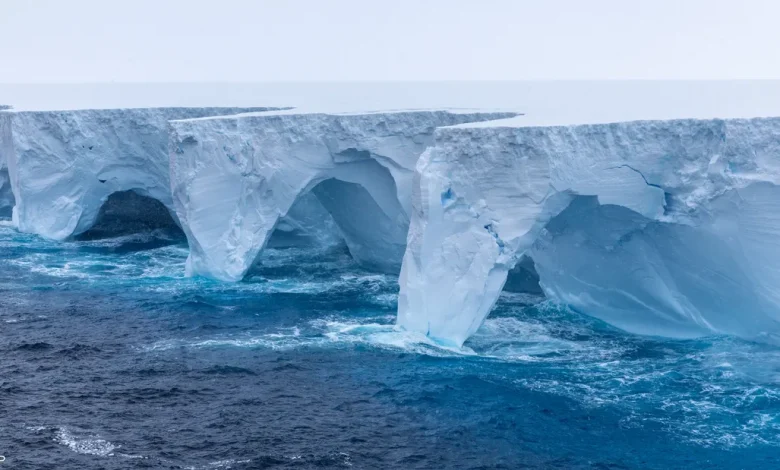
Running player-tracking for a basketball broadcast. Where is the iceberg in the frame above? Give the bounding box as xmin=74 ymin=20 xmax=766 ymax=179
xmin=397 ymin=117 xmax=780 ymax=346
xmin=169 ymin=110 xmax=517 ymax=281
xmin=0 ymin=107 xmax=278 ymax=240
xmin=7 ymin=97 xmax=779 ymax=348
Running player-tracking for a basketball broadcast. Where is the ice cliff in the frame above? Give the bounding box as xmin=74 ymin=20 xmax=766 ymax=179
xmin=6 ymin=101 xmax=780 ymax=348
xmin=397 ymin=117 xmax=780 ymax=346
xmin=0 ymin=107 xmax=277 ymax=239
xmin=168 ymin=110 xmax=517 ymax=281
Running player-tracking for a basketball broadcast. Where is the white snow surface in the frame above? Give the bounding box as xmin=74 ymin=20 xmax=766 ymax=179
xmin=0 ymin=107 xmax=276 ymax=239
xmin=397 ymin=117 xmax=780 ymax=347
xmin=169 ymin=110 xmax=517 ymax=281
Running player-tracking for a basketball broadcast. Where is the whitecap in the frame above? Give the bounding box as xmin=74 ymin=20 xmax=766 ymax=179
xmin=141 ymin=309 xmax=606 ymax=362
xmin=205 ymin=459 xmax=252 ymax=468
xmin=54 ymin=427 xmax=118 ymax=457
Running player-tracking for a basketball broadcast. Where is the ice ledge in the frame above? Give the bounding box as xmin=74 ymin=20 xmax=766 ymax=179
xmin=169 ymin=107 xmax=522 ymax=122
xmin=397 ymin=115 xmax=780 ymax=346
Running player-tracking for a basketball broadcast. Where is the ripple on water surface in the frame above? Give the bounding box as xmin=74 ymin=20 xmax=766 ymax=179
xmin=2 ymin=224 xmax=780 ymax=469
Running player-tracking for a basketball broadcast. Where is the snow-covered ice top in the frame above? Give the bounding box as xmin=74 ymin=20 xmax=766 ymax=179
xmin=398 ymin=116 xmax=780 ymax=347
xmin=168 ymin=109 xmax=518 ymax=281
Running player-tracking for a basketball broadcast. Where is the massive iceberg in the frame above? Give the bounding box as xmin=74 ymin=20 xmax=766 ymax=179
xmin=6 ymin=98 xmax=780 ymax=348
xmin=397 ymin=117 xmax=780 ymax=346
xmin=0 ymin=107 xmax=277 ymax=239
xmin=168 ymin=110 xmax=516 ymax=281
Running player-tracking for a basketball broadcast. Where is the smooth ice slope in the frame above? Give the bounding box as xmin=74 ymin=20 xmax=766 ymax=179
xmin=1 ymin=107 xmax=277 ymax=239
xmin=169 ymin=110 xmax=517 ymax=281
xmin=398 ymin=117 xmax=780 ymax=346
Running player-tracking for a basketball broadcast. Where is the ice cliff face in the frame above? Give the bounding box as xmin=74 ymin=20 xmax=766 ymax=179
xmin=169 ymin=110 xmax=517 ymax=281
xmin=397 ymin=117 xmax=780 ymax=346
xmin=0 ymin=107 xmax=276 ymax=239
xmin=8 ymin=102 xmax=779 ymax=348
xmin=0 ymin=110 xmax=15 ymax=217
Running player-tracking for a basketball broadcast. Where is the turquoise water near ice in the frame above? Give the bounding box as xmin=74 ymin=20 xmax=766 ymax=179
xmin=2 ymin=221 xmax=780 ymax=469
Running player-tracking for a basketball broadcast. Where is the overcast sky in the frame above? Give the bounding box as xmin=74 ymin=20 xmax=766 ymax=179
xmin=1 ymin=0 xmax=778 ymax=83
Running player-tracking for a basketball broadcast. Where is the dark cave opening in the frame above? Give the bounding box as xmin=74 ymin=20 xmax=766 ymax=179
xmin=503 ymin=254 xmax=544 ymax=296
xmin=75 ymin=190 xmax=184 ymax=241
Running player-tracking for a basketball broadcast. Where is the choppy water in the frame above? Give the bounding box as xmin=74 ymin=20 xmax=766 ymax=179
xmin=2 ymin=222 xmax=780 ymax=469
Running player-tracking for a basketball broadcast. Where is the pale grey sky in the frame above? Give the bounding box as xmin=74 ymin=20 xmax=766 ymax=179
xmin=1 ymin=0 xmax=778 ymax=83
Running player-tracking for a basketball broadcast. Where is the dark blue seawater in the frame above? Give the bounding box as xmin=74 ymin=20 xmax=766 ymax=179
xmin=2 ymin=221 xmax=780 ymax=469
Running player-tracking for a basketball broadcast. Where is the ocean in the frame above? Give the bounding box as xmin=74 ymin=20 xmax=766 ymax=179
xmin=2 ymin=220 xmax=780 ymax=469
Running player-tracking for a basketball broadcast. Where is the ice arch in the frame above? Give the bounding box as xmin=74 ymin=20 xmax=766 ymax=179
xmin=0 ymin=107 xmax=277 ymax=239
xmin=169 ymin=110 xmax=517 ymax=281
xmin=397 ymin=117 xmax=780 ymax=346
